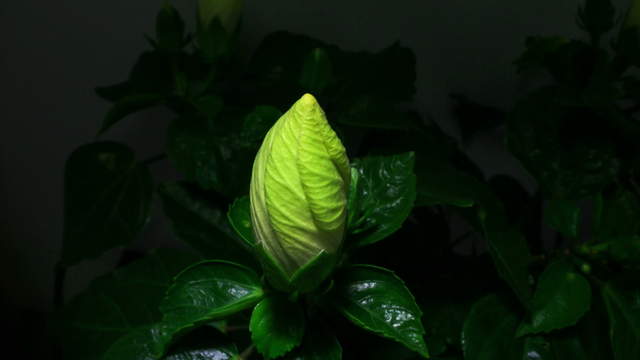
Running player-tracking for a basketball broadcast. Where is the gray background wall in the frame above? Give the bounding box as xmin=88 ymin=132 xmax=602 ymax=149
xmin=0 ymin=0 xmax=630 ymax=313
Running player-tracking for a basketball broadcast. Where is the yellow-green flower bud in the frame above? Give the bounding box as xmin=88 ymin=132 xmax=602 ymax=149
xmin=197 ymin=0 xmax=244 ymax=33
xmin=250 ymin=94 xmax=350 ymax=279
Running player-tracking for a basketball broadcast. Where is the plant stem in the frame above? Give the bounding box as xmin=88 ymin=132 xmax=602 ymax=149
xmin=238 ymin=344 xmax=255 ymax=360
xmin=141 ymin=153 xmax=167 ymax=166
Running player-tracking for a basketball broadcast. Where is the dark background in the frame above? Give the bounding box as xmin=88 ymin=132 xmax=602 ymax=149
xmin=0 ymin=0 xmax=627 ymax=325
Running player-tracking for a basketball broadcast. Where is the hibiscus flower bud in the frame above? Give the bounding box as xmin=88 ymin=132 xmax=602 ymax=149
xmin=250 ymin=94 xmax=350 ymax=288
xmin=197 ymin=0 xmax=243 ymax=33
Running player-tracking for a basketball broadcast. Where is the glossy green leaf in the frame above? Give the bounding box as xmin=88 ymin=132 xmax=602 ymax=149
xmin=160 ymin=260 xmax=264 ymax=334
xmin=104 ymin=260 xmax=260 ymax=360
xmin=162 ymin=326 xmax=238 ymax=360
xmin=544 ymin=199 xmax=581 ymax=238
xmin=250 ymin=296 xmax=306 ymax=359
xmin=58 ymin=250 xmax=199 ymax=360
xmin=461 ymin=294 xmax=523 ymax=360
xmin=227 ymin=195 xmax=255 ymax=248
xmin=300 ymin=48 xmax=333 ymax=94
xmin=158 ymin=182 xmax=255 ymax=266
xmin=329 ymin=265 xmax=428 ymax=358
xmin=517 ymin=261 xmax=591 ymax=336
xmin=602 ymin=276 xmax=640 ymax=360
xmin=155 ymin=3 xmax=186 ymax=52
xmin=347 ymin=153 xmax=416 ymax=247
xmin=98 ymin=93 xmax=166 ymax=134
xmin=60 ymin=141 xmax=153 ymax=266
xmin=284 ymin=324 xmax=342 ymax=360
xmin=103 ymin=324 xmax=171 ymax=360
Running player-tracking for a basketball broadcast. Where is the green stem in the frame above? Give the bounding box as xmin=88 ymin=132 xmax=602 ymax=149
xmin=238 ymin=344 xmax=255 ymax=360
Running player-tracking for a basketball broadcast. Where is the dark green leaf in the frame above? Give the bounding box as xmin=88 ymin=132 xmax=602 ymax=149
xmin=158 ymin=182 xmax=255 ymax=265
xmin=333 ymin=96 xmax=415 ymax=129
xmin=250 ymin=296 xmax=306 ymax=359
xmin=594 ymin=189 xmax=640 ymax=240
xmin=240 ymin=105 xmax=282 ymax=143
xmin=589 ymin=236 xmax=640 ymax=265
xmin=577 ymin=0 xmax=615 ymax=42
xmin=155 ymin=3 xmax=186 ymax=52
xmin=329 ymin=265 xmax=428 ymax=358
xmin=488 ymin=174 xmax=534 ymax=227
xmin=284 ymin=324 xmax=342 ymax=360
xmin=61 ymin=141 xmax=153 ymax=266
xmin=196 ymin=18 xmax=231 ymax=62
xmin=163 ymin=326 xmax=238 ymax=360
xmin=103 ymin=324 xmax=171 ymax=360
xmin=347 ymin=152 xmax=416 ymax=247
xmin=193 ymin=95 xmax=223 ymax=126
xmin=99 ymin=93 xmax=165 ymax=135
xmin=300 ymin=48 xmax=333 ymax=94
xmin=227 ymin=195 xmax=255 ymax=248
xmin=160 ymin=260 xmax=264 ymax=334
xmin=461 ymin=294 xmax=523 ymax=360
xmin=104 ymin=260 xmax=259 ymax=360
xmin=544 ymin=199 xmax=581 ymax=238
xmin=517 ymin=261 xmax=591 ymax=336
xmin=166 ymin=119 xmax=254 ymax=198
xmin=602 ymin=275 xmax=640 ymax=360
xmin=482 ymin=226 xmax=533 ymax=309
xmin=548 ymin=284 xmax=613 ymax=360
xmin=247 ymin=32 xmax=415 ymax=107
xmin=58 ymin=249 xmax=199 ymax=360
xmin=508 ymin=88 xmax=620 ymax=198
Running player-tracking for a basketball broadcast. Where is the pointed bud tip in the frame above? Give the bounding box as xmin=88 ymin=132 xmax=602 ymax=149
xmin=296 ymin=93 xmax=319 ymax=109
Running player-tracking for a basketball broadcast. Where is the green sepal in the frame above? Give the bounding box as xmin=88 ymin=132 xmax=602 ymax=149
xmin=256 ymin=245 xmax=338 ymax=294
xmin=289 ymin=250 xmax=338 ymax=293
xmin=227 ymin=195 xmax=256 ymax=248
